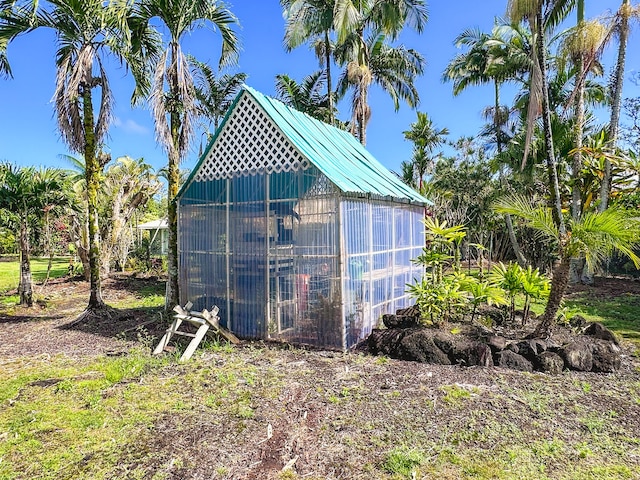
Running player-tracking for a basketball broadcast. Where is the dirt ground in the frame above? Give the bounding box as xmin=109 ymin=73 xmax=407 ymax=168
xmin=1 ymin=274 xmax=640 ymax=479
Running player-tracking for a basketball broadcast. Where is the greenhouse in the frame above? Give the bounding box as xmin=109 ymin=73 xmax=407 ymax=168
xmin=177 ymin=86 xmax=428 ymax=349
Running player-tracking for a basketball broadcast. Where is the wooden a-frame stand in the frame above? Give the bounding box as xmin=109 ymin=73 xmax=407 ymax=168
xmin=153 ymin=302 xmax=239 ymax=361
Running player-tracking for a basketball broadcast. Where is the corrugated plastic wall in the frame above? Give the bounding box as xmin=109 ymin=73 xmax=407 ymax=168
xmin=341 ymin=200 xmax=424 ymax=347
xmin=179 ymin=168 xmax=424 ymax=349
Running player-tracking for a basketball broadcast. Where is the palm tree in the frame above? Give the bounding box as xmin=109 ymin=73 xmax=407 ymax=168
xmin=0 ymin=164 xmax=67 ymax=306
xmin=443 ymin=21 xmax=530 ymax=265
xmin=191 ymin=59 xmax=246 ymax=134
xmin=100 ymin=156 xmax=162 ymax=274
xmin=494 ymin=194 xmax=640 ymax=338
xmin=507 ymin=0 xmax=574 ymax=236
xmin=402 ymin=111 xmax=448 ymax=192
xmin=600 ymin=0 xmax=640 ymax=211
xmin=281 ymin=0 xmax=337 ymax=124
xmin=0 ymin=0 xmax=157 ymax=315
xmin=333 ymin=0 xmax=428 ymax=144
xmin=133 ymin=0 xmax=240 ymax=309
xmin=335 ymin=32 xmax=424 ymax=144
xmin=275 ymin=70 xmax=333 ymax=122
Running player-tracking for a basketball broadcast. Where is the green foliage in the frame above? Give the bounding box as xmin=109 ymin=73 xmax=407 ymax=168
xmin=488 ymin=262 xmax=550 ymax=324
xmin=383 ymin=446 xmax=426 ymax=479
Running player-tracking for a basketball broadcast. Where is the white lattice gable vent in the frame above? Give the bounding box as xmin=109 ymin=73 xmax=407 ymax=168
xmin=194 ymin=93 xmax=311 ymax=181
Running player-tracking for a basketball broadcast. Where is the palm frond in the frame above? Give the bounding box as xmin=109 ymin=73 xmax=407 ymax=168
xmin=492 ymin=193 xmax=560 ymax=241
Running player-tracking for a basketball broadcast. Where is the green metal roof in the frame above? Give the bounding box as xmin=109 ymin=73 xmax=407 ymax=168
xmin=182 ymin=86 xmax=429 ymax=205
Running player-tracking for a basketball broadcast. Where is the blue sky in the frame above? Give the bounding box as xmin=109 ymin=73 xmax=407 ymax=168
xmin=0 ymin=0 xmax=638 ymax=176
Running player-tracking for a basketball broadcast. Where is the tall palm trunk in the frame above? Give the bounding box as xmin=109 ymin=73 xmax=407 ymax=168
xmin=535 ymin=10 xmax=566 ymax=237
xmin=358 ymin=83 xmax=368 ymax=145
xmin=43 ymin=208 xmax=54 ymax=287
xmin=325 ymin=30 xmax=333 ymax=125
xmin=571 ymin=0 xmax=585 ymax=221
xmin=496 ymin=79 xmax=527 ymax=266
xmin=533 ymin=254 xmax=571 ymax=337
xmin=570 ymin=0 xmax=588 ymax=284
xmin=166 ymin=42 xmax=181 ymax=310
xmin=600 ymin=0 xmax=630 ymax=212
xmin=17 ymin=215 xmax=33 ymax=306
xmin=83 ymin=87 xmax=105 ymax=308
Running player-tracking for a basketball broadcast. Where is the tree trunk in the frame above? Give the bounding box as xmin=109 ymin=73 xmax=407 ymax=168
xmin=505 ymin=213 xmax=527 ymax=267
xmin=571 ymin=53 xmax=584 ymax=219
xmin=166 ymin=41 xmax=181 ymax=311
xmin=570 ymin=2 xmax=587 ymax=285
xmin=496 ymin=79 xmax=526 ymax=267
xmin=600 ymin=0 xmax=629 ymax=212
xmin=83 ymin=87 xmax=105 ymax=308
xmin=358 ymin=82 xmax=367 ymax=145
xmin=325 ymin=29 xmax=333 ymax=125
xmin=43 ymin=209 xmax=53 ymax=287
xmin=536 ymin=10 xmax=566 ymax=237
xmin=533 ymin=255 xmax=571 ymax=338
xmin=17 ymin=216 xmax=33 ymax=306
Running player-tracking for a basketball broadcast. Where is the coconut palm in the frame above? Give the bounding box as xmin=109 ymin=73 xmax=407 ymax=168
xmin=0 ymin=164 xmax=67 ymax=306
xmin=443 ymin=21 xmax=531 ymax=265
xmin=191 ymin=59 xmax=246 ymax=134
xmin=600 ymin=0 xmax=640 ymax=211
xmin=402 ymin=111 xmax=448 ymax=192
xmin=494 ymin=193 xmax=640 ymax=337
xmin=332 ymin=0 xmax=428 ymax=144
xmin=335 ymin=31 xmax=424 ymax=144
xmin=507 ymin=0 xmax=575 ymax=235
xmin=0 ymin=0 xmax=157 ymax=314
xmin=133 ymin=0 xmax=240 ymax=309
xmin=281 ymin=0 xmax=337 ymax=123
xmin=275 ymin=70 xmax=332 ymax=122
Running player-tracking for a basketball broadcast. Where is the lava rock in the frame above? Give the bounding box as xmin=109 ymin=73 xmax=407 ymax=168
xmin=367 ymin=328 xmax=405 ymax=356
xmin=536 ymin=351 xmax=565 ymax=374
xmin=452 ymin=341 xmax=494 ymax=367
xmin=486 ymin=335 xmax=507 ymax=352
xmin=583 ymin=322 xmax=619 ymax=345
xmin=396 ymin=329 xmax=452 ymax=365
xmin=561 ymin=341 xmax=593 ymax=371
xmin=382 ymin=314 xmax=421 ymax=329
xmin=590 ymin=341 xmax=621 ymax=373
xmin=496 ymin=350 xmax=533 ymax=372
xmin=516 ymin=339 xmax=548 ymax=362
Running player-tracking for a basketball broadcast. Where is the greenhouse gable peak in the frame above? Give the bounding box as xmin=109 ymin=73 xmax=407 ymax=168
xmin=183 ymin=85 xmax=428 ymax=206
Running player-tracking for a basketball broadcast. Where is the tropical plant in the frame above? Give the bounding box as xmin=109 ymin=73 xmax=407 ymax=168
xmin=460 ymin=277 xmax=507 ymax=323
xmin=520 ymin=265 xmax=550 ymax=323
xmin=99 ymin=156 xmax=162 ymax=274
xmin=600 ymin=0 xmax=640 ymax=211
xmin=281 ymin=0 xmax=337 ymax=123
xmin=507 ymin=0 xmax=574 ymax=235
xmin=0 ymin=0 xmax=158 ymax=315
xmin=191 ymin=59 xmax=246 ymax=138
xmin=403 ymin=112 xmax=448 ymax=192
xmin=0 ymin=164 xmax=68 ymax=306
xmin=494 ymin=193 xmax=640 ymax=337
xmin=488 ymin=262 xmax=525 ymax=323
xmin=275 ymin=70 xmax=332 ymax=122
xmin=332 ymin=0 xmax=427 ymax=144
xmin=133 ymin=0 xmax=240 ymax=309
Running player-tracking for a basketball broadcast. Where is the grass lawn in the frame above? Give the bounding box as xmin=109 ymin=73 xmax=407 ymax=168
xmin=0 ymin=274 xmax=639 ymax=479
xmin=0 ymin=257 xmax=69 ymax=292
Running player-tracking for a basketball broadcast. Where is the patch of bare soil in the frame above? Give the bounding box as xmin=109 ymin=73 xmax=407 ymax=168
xmin=1 ymin=274 xmax=640 ymax=478
xmin=566 ymin=275 xmax=640 ymax=298
xmin=134 ymin=348 xmax=640 ymax=479
xmin=0 ymin=274 xmax=166 ymax=359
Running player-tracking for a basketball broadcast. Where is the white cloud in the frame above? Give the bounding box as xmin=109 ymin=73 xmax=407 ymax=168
xmin=113 ymin=117 xmax=150 ymax=135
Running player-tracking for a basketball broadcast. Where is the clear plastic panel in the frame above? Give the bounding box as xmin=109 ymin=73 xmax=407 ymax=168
xmin=179 ymin=169 xmax=424 ymax=350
